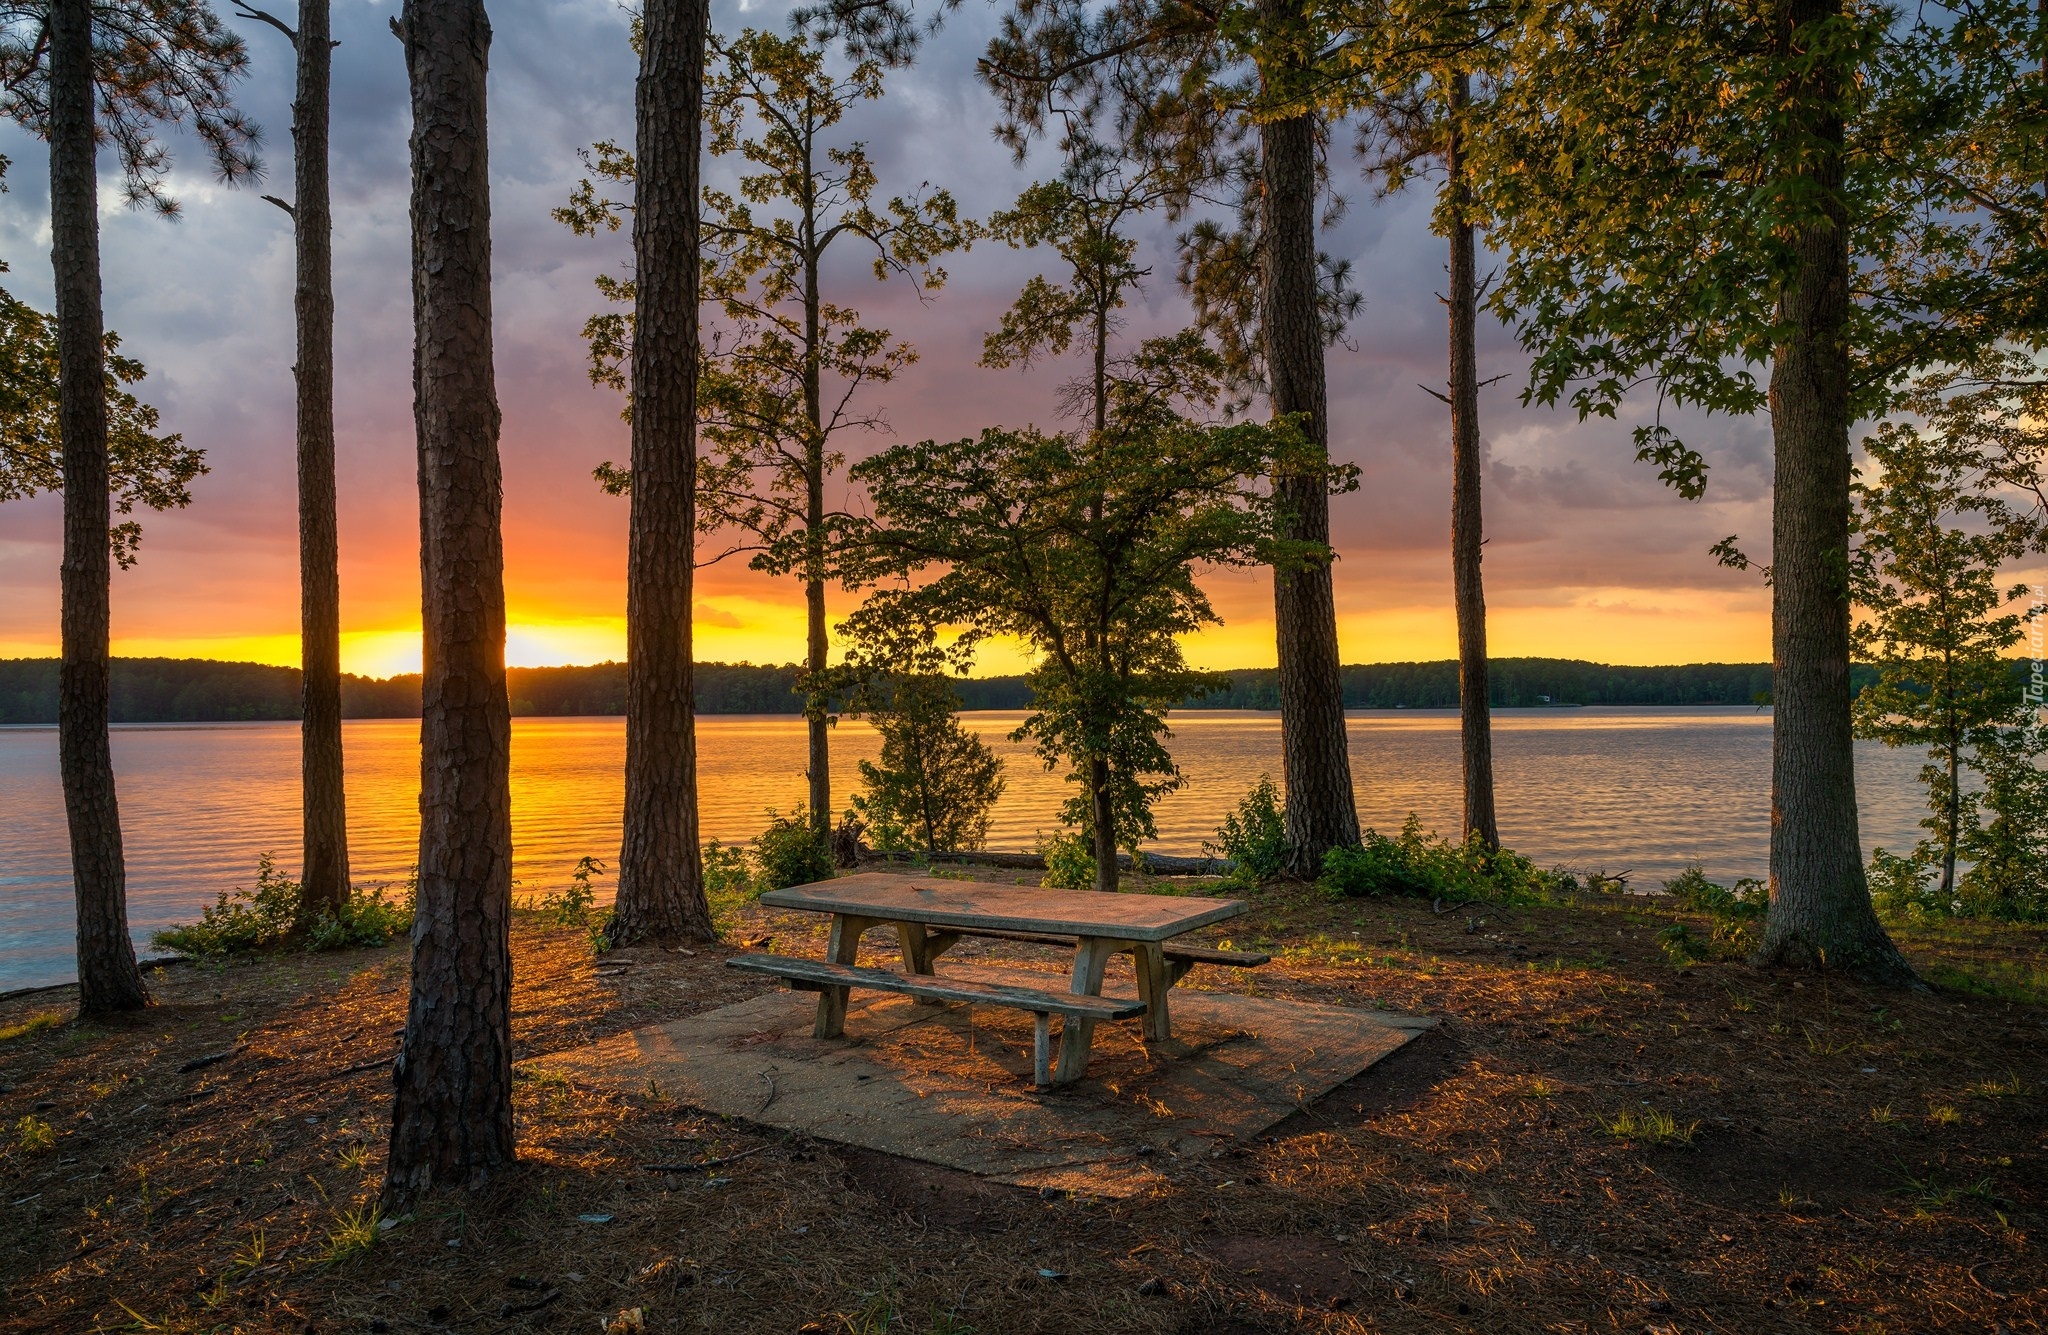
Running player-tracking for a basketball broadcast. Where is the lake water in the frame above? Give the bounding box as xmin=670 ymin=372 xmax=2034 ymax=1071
xmin=0 ymin=708 xmax=1930 ymax=991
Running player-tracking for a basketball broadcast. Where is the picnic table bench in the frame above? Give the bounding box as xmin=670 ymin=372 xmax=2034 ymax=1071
xmin=726 ymin=872 xmax=1265 ymax=1086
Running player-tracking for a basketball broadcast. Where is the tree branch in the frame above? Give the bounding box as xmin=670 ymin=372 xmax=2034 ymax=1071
xmin=231 ymin=2 xmax=299 ymax=48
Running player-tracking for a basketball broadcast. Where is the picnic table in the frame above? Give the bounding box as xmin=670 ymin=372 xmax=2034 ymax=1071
xmin=727 ymin=872 xmax=1267 ymax=1086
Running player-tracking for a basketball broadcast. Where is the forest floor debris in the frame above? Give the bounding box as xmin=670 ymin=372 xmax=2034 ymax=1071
xmin=1 ymin=872 xmax=2042 ymax=1333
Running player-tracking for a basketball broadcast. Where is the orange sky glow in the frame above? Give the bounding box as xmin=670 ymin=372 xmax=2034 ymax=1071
xmin=0 ymin=0 xmax=1784 ymax=678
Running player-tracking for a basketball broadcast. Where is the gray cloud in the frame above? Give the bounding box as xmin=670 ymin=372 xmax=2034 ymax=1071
xmin=0 ymin=0 xmax=1776 ymax=660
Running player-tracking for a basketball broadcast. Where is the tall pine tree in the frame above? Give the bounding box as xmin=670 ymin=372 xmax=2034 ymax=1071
xmin=2 ymin=0 xmax=257 ymax=1013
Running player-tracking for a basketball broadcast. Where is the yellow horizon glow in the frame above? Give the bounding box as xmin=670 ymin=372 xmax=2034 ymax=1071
xmin=0 ymin=583 xmax=1773 ymax=677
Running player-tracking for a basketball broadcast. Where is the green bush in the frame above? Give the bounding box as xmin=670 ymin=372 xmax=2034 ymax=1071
xmin=751 ymin=806 xmax=835 ymax=891
xmin=154 ymin=853 xmax=413 ymax=957
xmin=304 ymin=884 xmax=414 ymax=951
xmin=526 ymin=856 xmax=611 ymax=951
xmin=1038 ymin=830 xmax=1097 ymax=890
xmin=1206 ymin=775 xmax=1289 ymax=885
xmin=1318 ymin=815 xmax=1564 ymax=904
xmin=1662 ymin=862 xmax=1767 ymax=921
xmin=1868 ymin=846 xmax=1956 ymax=922
xmin=1651 ymin=861 xmax=1767 ymax=952
xmin=702 ymin=840 xmax=756 ymax=937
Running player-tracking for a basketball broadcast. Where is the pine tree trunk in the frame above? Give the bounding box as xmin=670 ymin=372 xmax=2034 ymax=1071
xmin=612 ymin=0 xmax=716 ymax=944
xmin=1259 ymin=68 xmax=1360 ymax=875
xmin=295 ymin=0 xmax=350 ymax=916
xmin=385 ymin=0 xmax=516 ymax=1204
xmin=1752 ymin=0 xmax=1915 ymax=985
xmin=803 ymin=240 xmax=831 ymax=839
xmin=51 ymin=0 xmax=146 ymax=1016
xmin=1446 ymin=77 xmax=1498 ymax=851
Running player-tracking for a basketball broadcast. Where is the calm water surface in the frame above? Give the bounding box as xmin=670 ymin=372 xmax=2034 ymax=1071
xmin=0 ymin=708 xmax=1928 ymax=990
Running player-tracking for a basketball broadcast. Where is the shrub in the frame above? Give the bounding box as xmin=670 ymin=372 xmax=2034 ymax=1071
xmin=1657 ymin=923 xmax=1710 ymax=965
xmin=154 ymin=854 xmax=413 ymax=957
xmin=1663 ymin=862 xmax=1767 ymax=921
xmin=303 ymin=883 xmax=415 ymax=952
xmin=752 ymin=806 xmax=835 ymax=891
xmin=1206 ymin=776 xmax=1288 ymax=885
xmin=849 ymin=674 xmax=1005 ymax=855
xmin=530 ymin=856 xmax=610 ymax=951
xmin=702 ymin=840 xmax=756 ymax=936
xmin=1038 ymin=830 xmax=1097 ymax=890
xmin=1319 ymin=815 xmax=1565 ymax=904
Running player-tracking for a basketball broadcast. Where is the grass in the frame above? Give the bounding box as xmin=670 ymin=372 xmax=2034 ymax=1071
xmin=0 ymin=1011 xmax=62 ymax=1044
xmin=1596 ymin=1106 xmax=1699 ymax=1147
xmin=1967 ymin=1072 xmax=2032 ymax=1099
xmin=319 ymin=1205 xmax=381 ymax=1265
xmin=1920 ymin=958 xmax=2048 ymax=1005
xmin=13 ymin=1114 xmax=55 ymax=1153
xmin=228 ymin=1229 xmax=266 ymax=1277
xmin=1894 ymin=1170 xmax=2004 ymax=1213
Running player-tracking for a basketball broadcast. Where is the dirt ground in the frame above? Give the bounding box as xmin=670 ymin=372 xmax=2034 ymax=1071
xmin=1 ymin=875 xmax=2043 ymax=1334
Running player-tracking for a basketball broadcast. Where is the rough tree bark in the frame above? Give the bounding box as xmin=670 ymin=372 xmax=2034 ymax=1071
xmin=384 ymin=0 xmax=517 ymax=1204
xmin=1090 ymin=755 xmax=1118 ymax=892
xmin=804 ymin=246 xmax=831 ymax=838
xmin=294 ymin=0 xmax=349 ymax=915
xmin=1446 ymin=74 xmax=1498 ymax=851
xmin=1752 ymin=0 xmax=1915 ymax=984
xmin=1259 ymin=34 xmax=1360 ymax=874
xmin=612 ymin=0 xmax=717 ymax=944
xmin=51 ymin=0 xmax=148 ymax=1016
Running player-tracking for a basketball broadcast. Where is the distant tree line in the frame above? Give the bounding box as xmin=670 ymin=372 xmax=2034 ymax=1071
xmin=0 ymin=658 xmax=812 ymax=723
xmin=1199 ymin=660 xmax=1881 ymax=710
xmin=0 ymin=655 xmax=1944 ymax=724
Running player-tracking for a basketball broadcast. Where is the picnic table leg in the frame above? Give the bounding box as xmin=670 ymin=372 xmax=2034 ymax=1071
xmin=1052 ymin=935 xmax=1116 ymax=1085
xmin=896 ymin=923 xmax=939 ymax=974
xmin=896 ymin=922 xmax=944 ymax=1005
xmin=1132 ymin=942 xmax=1172 ymax=1043
xmin=814 ymin=914 xmax=873 ymax=1040
xmin=1031 ymin=1012 xmax=1053 ymax=1087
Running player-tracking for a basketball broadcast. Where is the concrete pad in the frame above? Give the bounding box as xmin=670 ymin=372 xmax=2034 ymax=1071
xmin=542 ymin=962 xmax=1431 ymax=1197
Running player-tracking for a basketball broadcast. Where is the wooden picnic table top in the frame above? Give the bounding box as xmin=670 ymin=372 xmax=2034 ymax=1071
xmin=758 ymin=871 xmax=1248 ymax=943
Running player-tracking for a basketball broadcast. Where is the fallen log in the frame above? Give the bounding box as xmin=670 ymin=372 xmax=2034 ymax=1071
xmin=855 ymin=849 xmax=1237 ymax=877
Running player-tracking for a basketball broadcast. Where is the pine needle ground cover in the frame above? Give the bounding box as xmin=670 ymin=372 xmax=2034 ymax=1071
xmin=0 ymin=876 xmax=2041 ymax=1334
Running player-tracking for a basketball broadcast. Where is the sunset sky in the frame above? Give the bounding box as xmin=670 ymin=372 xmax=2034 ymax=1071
xmin=0 ymin=0 xmax=1777 ymax=680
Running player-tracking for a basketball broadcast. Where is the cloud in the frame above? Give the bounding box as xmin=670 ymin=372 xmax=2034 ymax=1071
xmin=0 ymin=0 xmax=1780 ymax=669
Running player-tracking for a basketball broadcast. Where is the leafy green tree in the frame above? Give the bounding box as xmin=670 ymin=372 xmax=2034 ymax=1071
xmin=843 ymin=337 xmax=1342 ymax=890
xmin=837 ymin=617 xmax=1005 ymax=855
xmin=1869 ymin=0 xmax=2047 ymax=346
xmin=816 ymin=0 xmax=1367 ymax=875
xmin=1457 ymin=0 xmax=1994 ymax=983
xmin=557 ymin=26 xmax=975 ymax=841
xmin=1954 ymin=717 xmax=2048 ymax=922
xmin=982 ymin=139 xmax=1172 ymax=435
xmin=0 ymin=261 xmax=206 ymax=565
xmin=1852 ymin=414 xmax=2032 ymax=900
xmin=1858 ymin=352 xmax=2048 ymax=923
xmin=2 ymin=0 xmax=258 ymax=1014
